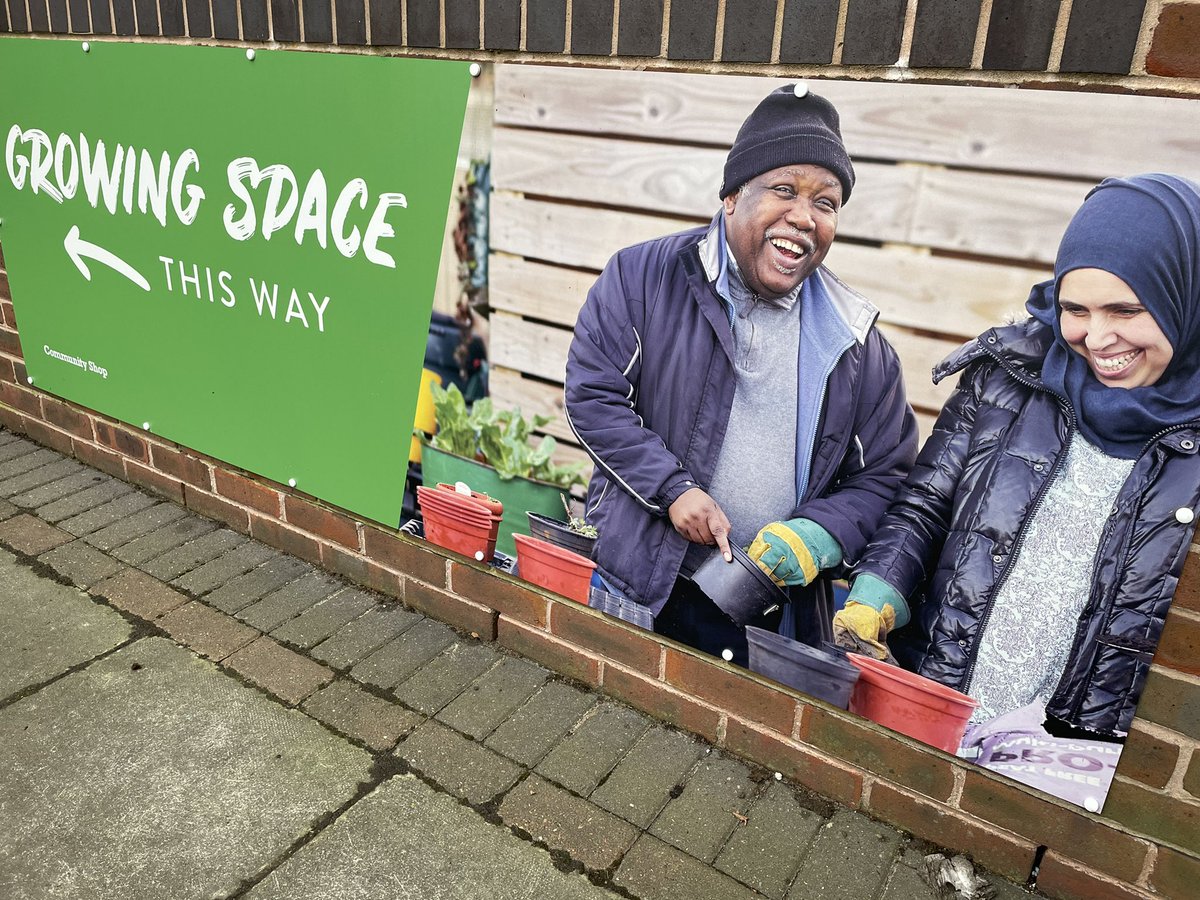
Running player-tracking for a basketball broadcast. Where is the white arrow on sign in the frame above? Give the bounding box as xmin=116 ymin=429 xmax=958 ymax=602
xmin=64 ymin=226 xmax=151 ymax=292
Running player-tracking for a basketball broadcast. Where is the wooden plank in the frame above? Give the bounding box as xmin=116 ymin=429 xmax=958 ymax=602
xmin=492 ymin=206 xmax=1042 ymax=340
xmin=492 ymin=128 xmax=922 ymax=244
xmin=910 ymin=167 xmax=1090 ymax=264
xmin=489 ymin=309 xmax=959 ymax=418
xmin=490 ymin=367 xmax=575 ymax=443
xmin=490 ymin=192 xmax=700 ymax=269
xmin=494 ymin=65 xmax=1200 ymax=182
xmin=490 ymin=254 xmax=595 ymax=327
xmin=823 ymin=242 xmax=1043 ymax=337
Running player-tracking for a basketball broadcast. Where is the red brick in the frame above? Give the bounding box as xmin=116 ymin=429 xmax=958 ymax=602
xmin=40 ymin=398 xmax=92 ymax=439
xmin=1113 ymin=724 xmax=1182 ymax=790
xmin=214 ymin=467 xmax=282 ymax=516
xmin=93 ymin=419 xmax=149 ymax=463
xmin=1102 ymin=777 xmax=1200 ymax=856
xmin=1135 ymin=668 xmax=1200 ymax=739
xmin=71 ymin=438 xmax=125 ymax=478
xmin=867 ymin=782 xmax=1037 ymax=882
xmin=21 ymin=418 xmax=74 ymax=455
xmin=960 ymin=770 xmax=1151 ymax=882
xmin=1147 ymin=4 xmax=1200 ymax=79
xmin=12 ymin=359 xmax=27 ymax=385
xmin=1036 ymin=851 xmax=1155 ymax=900
xmin=123 ymin=460 xmax=184 ymax=503
xmin=320 ymin=542 xmax=403 ymax=597
xmin=0 ymin=270 xmax=9 ymax=301
xmin=1187 ymin=746 xmax=1200 ymax=798
xmin=0 ymin=327 xmax=21 ymax=358
xmin=0 ymin=300 xmax=13 ymax=327
xmin=1149 ymin=844 xmax=1200 ymax=899
xmin=0 ymin=405 xmax=24 ymax=432
xmin=801 ymin=705 xmax=957 ymax=802
xmin=1174 ymin=550 xmax=1200 ymax=615
xmin=149 ymin=443 xmax=211 ymax=490
xmin=0 ymin=356 xmax=15 ymax=383
xmin=404 ymin=577 xmax=498 ymax=640
xmin=722 ymin=716 xmax=863 ymax=809
xmin=497 ymin=615 xmax=601 ymax=687
xmin=248 ymin=513 xmax=324 ymax=566
xmin=664 ymin=646 xmax=796 ymax=735
xmin=1155 ymin=608 xmax=1200 ymax=677
xmin=0 ymin=381 xmax=41 ymax=416
xmin=183 ymin=485 xmax=251 ymax=534
xmin=601 ymin=663 xmax=722 ymax=742
xmin=549 ymin=599 xmax=661 ymax=676
xmin=451 ymin=561 xmax=549 ymax=628
xmin=362 ymin=525 xmax=447 ymax=586
xmin=284 ymin=495 xmax=359 ymax=549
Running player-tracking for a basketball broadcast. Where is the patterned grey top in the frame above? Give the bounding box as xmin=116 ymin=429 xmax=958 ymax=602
xmin=964 ymin=434 xmax=1135 ymax=724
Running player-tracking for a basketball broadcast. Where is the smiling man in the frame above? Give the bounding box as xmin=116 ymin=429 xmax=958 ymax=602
xmin=565 ymin=84 xmax=919 ymax=664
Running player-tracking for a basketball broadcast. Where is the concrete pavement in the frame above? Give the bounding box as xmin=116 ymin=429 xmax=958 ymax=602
xmin=0 ymin=427 xmax=1042 ymax=900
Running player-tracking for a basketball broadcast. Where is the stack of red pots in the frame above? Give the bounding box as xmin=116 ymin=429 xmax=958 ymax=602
xmin=416 ymin=483 xmax=503 ymax=562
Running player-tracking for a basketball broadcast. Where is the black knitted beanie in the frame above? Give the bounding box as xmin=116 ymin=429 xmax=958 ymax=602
xmin=719 ymin=83 xmax=855 ymax=203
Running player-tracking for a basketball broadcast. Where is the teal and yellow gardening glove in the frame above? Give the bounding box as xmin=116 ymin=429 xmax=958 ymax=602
xmin=746 ymin=518 xmax=841 ymax=588
xmin=834 ymin=574 xmax=910 ymax=664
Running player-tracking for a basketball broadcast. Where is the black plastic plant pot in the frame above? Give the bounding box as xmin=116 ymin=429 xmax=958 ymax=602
xmin=690 ymin=544 xmax=788 ymax=626
xmin=746 ymin=627 xmax=861 ymax=709
xmin=526 ymin=511 xmax=597 ymax=559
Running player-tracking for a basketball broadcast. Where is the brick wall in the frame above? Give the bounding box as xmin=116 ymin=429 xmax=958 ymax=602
xmin=4 ymin=0 xmax=1200 ymax=93
xmin=1 ymin=239 xmax=1199 ymax=899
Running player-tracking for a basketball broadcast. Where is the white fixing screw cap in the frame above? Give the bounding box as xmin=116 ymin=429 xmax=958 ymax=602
xmin=246 ymin=49 xmax=256 ymax=61
xmin=26 ymin=376 xmax=33 ymax=385
xmin=82 ymin=42 xmax=90 ymax=53
xmin=721 ymin=648 xmax=734 ymax=661
xmin=474 ymin=551 xmax=485 ymax=561
xmin=469 ymin=63 xmax=482 ymax=77
xmin=142 ymin=422 xmax=150 ymax=430
xmin=793 ymin=81 xmax=809 ymax=98
xmin=288 ymin=478 xmax=297 ymax=488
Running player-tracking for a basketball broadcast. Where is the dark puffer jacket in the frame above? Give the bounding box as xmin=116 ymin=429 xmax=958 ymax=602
xmin=856 ymin=318 xmax=1200 ymax=737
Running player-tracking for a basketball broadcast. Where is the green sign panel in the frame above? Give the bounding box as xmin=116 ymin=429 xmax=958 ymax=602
xmin=0 ymin=39 xmax=470 ymax=525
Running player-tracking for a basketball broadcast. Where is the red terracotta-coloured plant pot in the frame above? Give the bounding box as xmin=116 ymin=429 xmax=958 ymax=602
xmin=846 ymin=654 xmax=979 ymax=753
xmin=417 ymin=486 xmax=500 ymax=562
xmin=513 ymin=533 xmax=596 ymax=604
xmin=435 ymin=482 xmax=504 ymax=518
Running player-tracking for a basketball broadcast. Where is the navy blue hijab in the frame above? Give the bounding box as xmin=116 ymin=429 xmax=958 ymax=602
xmin=1026 ymin=174 xmax=1200 ymax=458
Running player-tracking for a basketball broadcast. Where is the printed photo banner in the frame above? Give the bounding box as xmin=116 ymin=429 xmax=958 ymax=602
xmin=0 ymin=39 xmax=471 ymax=524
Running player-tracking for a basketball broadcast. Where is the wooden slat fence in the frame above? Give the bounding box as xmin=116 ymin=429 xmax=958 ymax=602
xmin=486 ymin=65 xmax=1200 ymax=475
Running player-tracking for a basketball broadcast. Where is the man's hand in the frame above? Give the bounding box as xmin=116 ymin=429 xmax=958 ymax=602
xmin=668 ymin=488 xmax=732 ymax=561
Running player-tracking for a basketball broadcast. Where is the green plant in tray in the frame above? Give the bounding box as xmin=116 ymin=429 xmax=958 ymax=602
xmin=429 ymin=383 xmax=587 ymax=489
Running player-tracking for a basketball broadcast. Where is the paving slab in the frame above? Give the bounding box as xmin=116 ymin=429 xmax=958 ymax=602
xmin=392 ymin=639 xmax=500 ymax=714
xmin=205 ymin=554 xmax=312 ymax=612
xmin=92 ymin=568 xmax=190 ymax=621
xmin=112 ymin=515 xmax=217 ymax=566
xmin=536 ymin=701 xmax=651 ymax=796
xmin=139 ymin=527 xmax=247 ymax=581
xmin=486 ymin=680 xmax=597 ymax=767
xmin=0 ymin=513 xmax=74 ymax=555
xmin=0 ymin=550 xmax=132 ymax=699
xmin=0 ymin=457 xmax=84 ymax=498
xmin=159 ymin=601 xmax=261 ymax=660
xmin=243 ymin=773 xmax=618 ymax=900
xmin=36 ymin=477 xmax=135 ymax=523
xmin=787 ymin=808 xmax=906 ymax=900
xmin=591 ymin=725 xmax=705 ymax=828
xmin=82 ymin=501 xmax=190 ymax=550
xmin=500 ymin=774 xmax=640 ymax=872
xmin=351 ymin=617 xmax=458 ymax=690
xmin=0 ymin=637 xmax=372 ymax=900
xmin=309 ymin=603 xmax=422 ymax=669
xmin=301 ymin=679 xmax=424 ymax=751
xmin=59 ymin=490 xmax=157 ymax=537
xmin=437 ymin=654 xmax=550 ymax=739
xmin=37 ymin=539 xmax=125 ymax=588
xmin=171 ymin=540 xmax=279 ymax=596
xmin=225 ymin=636 xmax=334 ymax=706
xmin=614 ymin=834 xmax=760 ymax=900
xmin=0 ymin=447 xmax=60 ymax=481
xmin=0 ymin=436 xmax=40 ymax=462
xmin=649 ymin=752 xmax=757 ymax=863
xmin=715 ymin=780 xmax=823 ymax=898
xmin=270 ymin=587 xmax=378 ymax=650
xmin=0 ymin=497 xmax=18 ymax=521
xmin=10 ymin=470 xmax=107 ymax=509
xmin=397 ymin=720 xmax=523 ymax=805
xmin=237 ymin=571 xmax=344 ymax=632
